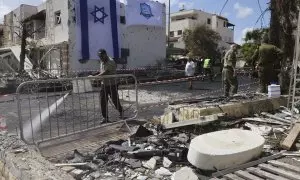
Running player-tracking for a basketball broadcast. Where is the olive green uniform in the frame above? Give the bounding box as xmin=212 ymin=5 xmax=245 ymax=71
xmin=223 ymin=49 xmax=238 ymax=96
xmin=252 ymin=43 xmax=283 ymax=93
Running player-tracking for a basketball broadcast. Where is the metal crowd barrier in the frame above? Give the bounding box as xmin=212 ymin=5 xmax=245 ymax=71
xmin=16 ymin=74 xmax=138 ymax=145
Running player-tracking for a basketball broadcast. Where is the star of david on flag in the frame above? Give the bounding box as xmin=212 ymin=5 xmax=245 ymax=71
xmin=126 ymin=0 xmax=164 ymax=27
xmin=75 ymin=0 xmax=121 ymax=61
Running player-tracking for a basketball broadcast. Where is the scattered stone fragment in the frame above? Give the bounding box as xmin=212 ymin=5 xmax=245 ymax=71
xmin=143 ymin=158 xmax=157 ymax=169
xmin=69 ymin=169 xmax=85 ymax=179
xmin=90 ymin=171 xmax=101 ymax=178
xmin=70 ymin=149 xmax=86 ymax=163
xmin=163 ymin=157 xmax=172 ymax=168
xmin=124 ymin=158 xmax=142 ymax=168
xmin=61 ymin=166 xmax=76 ymax=173
xmin=155 ymin=167 xmax=172 ymax=176
xmin=153 ymin=156 xmax=161 ymax=161
xmin=135 ymin=168 xmax=146 ymax=173
xmin=104 ymin=172 xmax=113 ymax=177
xmin=137 ymin=175 xmax=149 ymax=180
xmin=171 ymin=167 xmax=198 ymax=180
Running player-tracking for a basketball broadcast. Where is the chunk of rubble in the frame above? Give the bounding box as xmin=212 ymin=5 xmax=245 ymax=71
xmin=155 ymin=167 xmax=172 ymax=176
xmin=143 ymin=158 xmax=157 ymax=169
xmin=187 ymin=129 xmax=265 ymax=170
xmin=137 ymin=175 xmax=149 ymax=180
xmin=163 ymin=157 xmax=172 ymax=168
xmin=171 ymin=167 xmax=198 ymax=180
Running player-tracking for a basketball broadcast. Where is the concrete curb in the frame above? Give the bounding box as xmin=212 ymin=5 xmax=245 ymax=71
xmin=0 ymin=134 xmax=74 ymax=180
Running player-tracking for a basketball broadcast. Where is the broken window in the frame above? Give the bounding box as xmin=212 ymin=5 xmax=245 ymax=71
xmin=55 ymin=11 xmax=61 ymax=25
xmin=120 ymin=16 xmax=126 ymax=24
xmin=170 ymin=31 xmax=174 ymax=37
xmin=177 ymin=30 xmax=182 ymax=36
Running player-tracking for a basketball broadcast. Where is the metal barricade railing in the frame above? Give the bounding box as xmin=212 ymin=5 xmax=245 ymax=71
xmin=16 ymin=74 xmax=138 ymax=145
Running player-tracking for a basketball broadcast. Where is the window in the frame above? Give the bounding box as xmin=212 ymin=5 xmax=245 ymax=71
xmin=177 ymin=30 xmax=182 ymax=36
xmin=170 ymin=31 xmax=174 ymax=37
xmin=120 ymin=16 xmax=126 ymax=24
xmin=207 ymin=18 xmax=211 ymax=25
xmin=170 ymin=43 xmax=174 ymax=48
xmin=54 ymin=11 xmax=61 ymax=25
xmin=224 ymin=21 xmax=227 ymax=27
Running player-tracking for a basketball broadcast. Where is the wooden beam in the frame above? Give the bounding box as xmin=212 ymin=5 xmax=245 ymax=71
xmin=268 ymin=160 xmax=300 ymax=173
xmin=281 ymin=123 xmax=300 ymax=150
xmin=247 ymin=167 xmax=289 ymax=180
xmin=261 ymin=112 xmax=291 ymax=124
xmin=234 ymin=170 xmax=264 ymax=180
xmin=258 ymin=164 xmax=300 ymax=180
xmin=54 ymin=163 xmax=87 ymax=167
xmin=211 ymin=152 xmax=284 ymax=177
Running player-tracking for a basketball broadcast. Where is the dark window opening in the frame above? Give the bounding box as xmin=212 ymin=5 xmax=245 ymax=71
xmin=55 ymin=11 xmax=61 ymax=25
xmin=170 ymin=31 xmax=174 ymax=37
xmin=177 ymin=30 xmax=182 ymax=36
xmin=207 ymin=18 xmax=211 ymax=25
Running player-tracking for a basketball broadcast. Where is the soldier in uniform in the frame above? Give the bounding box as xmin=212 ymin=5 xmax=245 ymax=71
xmin=252 ymin=35 xmax=283 ymax=93
xmin=223 ymin=44 xmax=238 ymax=97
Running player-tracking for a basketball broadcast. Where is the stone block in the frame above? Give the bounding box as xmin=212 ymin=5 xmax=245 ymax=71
xmin=171 ymin=167 xmax=198 ymax=180
xmin=187 ymin=129 xmax=265 ymax=170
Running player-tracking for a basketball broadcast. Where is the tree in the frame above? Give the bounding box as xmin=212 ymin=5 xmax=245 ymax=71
xmin=183 ymin=25 xmax=221 ymax=59
xmin=241 ymin=43 xmax=258 ymax=64
xmin=244 ymin=28 xmax=269 ymax=44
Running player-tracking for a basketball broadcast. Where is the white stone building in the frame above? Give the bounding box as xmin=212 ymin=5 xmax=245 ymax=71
xmin=1 ymin=0 xmax=166 ymax=75
xmin=168 ymin=9 xmax=235 ymax=51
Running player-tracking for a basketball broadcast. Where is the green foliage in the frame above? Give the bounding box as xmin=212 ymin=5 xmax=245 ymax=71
xmin=183 ymin=25 xmax=221 ymax=59
xmin=244 ymin=28 xmax=269 ymax=44
xmin=241 ymin=43 xmax=259 ymax=63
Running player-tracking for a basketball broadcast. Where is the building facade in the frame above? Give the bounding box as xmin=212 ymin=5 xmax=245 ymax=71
xmin=169 ymin=9 xmax=235 ymax=51
xmin=1 ymin=0 xmax=166 ymax=74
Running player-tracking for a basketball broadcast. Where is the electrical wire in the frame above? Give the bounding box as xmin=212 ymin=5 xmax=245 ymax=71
xmin=219 ymin=0 xmax=229 ymax=16
xmin=257 ymin=0 xmax=266 ymax=27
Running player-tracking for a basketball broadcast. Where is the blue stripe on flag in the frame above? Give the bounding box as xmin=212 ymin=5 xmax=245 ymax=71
xmin=80 ymin=0 xmax=90 ymax=60
xmin=110 ymin=0 xmax=119 ymax=58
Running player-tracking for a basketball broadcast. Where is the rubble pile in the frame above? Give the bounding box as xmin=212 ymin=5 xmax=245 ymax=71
xmin=54 ymin=106 xmax=300 ymax=180
xmin=56 ymin=125 xmax=201 ymax=180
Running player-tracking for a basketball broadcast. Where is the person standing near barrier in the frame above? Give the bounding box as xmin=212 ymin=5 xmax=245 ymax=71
xmin=223 ymin=44 xmax=238 ymax=97
xmin=203 ymin=58 xmax=213 ymax=81
xmin=185 ymin=58 xmax=195 ymax=90
xmin=97 ymin=49 xmax=123 ymax=124
xmin=252 ymin=35 xmax=283 ymax=93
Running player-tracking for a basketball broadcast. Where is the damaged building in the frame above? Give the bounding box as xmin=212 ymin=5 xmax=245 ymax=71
xmin=0 ymin=0 xmax=166 ymax=77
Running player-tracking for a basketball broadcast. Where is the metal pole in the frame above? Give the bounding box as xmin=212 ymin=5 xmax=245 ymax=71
xmin=168 ymin=0 xmax=171 ymax=47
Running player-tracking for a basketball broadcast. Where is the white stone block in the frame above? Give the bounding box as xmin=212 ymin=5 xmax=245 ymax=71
xmin=187 ymin=129 xmax=265 ymax=170
xmin=171 ymin=167 xmax=198 ymax=180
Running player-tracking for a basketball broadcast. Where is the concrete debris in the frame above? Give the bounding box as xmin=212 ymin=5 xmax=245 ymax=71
xmin=244 ymin=123 xmax=273 ymax=136
xmin=69 ymin=149 xmax=86 ymax=163
xmin=104 ymin=172 xmax=113 ymax=176
xmin=163 ymin=157 xmax=172 ymax=168
xmin=143 ymin=158 xmax=157 ymax=169
xmin=155 ymin=167 xmax=172 ymax=176
xmin=90 ymin=171 xmax=101 ymax=178
xmin=137 ymin=175 xmax=149 ymax=180
xmin=70 ymin=169 xmax=85 ymax=178
xmin=61 ymin=166 xmax=76 ymax=172
xmin=171 ymin=167 xmax=199 ymax=180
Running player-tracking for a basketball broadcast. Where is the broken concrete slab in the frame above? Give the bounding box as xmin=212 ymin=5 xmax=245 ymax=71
xmin=171 ymin=167 xmax=198 ymax=180
xmin=161 ymin=96 xmax=287 ymax=125
xmin=187 ymin=129 xmax=265 ymax=170
xmin=155 ymin=167 xmax=172 ymax=176
xmin=143 ymin=158 xmax=157 ymax=170
xmin=163 ymin=157 xmax=172 ymax=168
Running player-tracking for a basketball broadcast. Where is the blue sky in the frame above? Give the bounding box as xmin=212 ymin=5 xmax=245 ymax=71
xmin=0 ymin=0 xmax=270 ymax=44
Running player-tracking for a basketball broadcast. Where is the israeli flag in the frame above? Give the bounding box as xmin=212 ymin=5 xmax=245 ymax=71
xmin=126 ymin=0 xmax=164 ymax=27
xmin=75 ymin=0 xmax=121 ymax=60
